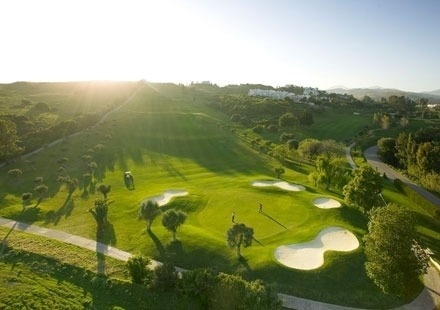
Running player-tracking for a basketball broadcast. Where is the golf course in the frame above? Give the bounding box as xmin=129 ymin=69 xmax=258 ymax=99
xmin=1 ymin=82 xmax=439 ymax=309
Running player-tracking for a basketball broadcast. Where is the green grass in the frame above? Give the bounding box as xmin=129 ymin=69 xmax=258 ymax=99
xmin=0 ymin=227 xmax=198 ymax=310
xmin=0 ymin=83 xmax=438 ymax=308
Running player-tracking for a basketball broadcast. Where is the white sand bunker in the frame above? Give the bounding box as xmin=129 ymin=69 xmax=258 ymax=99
xmin=312 ymin=197 xmax=341 ymax=209
xmin=251 ymin=180 xmax=305 ymax=192
xmin=274 ymin=227 xmax=359 ymax=270
xmin=145 ymin=190 xmax=188 ymax=207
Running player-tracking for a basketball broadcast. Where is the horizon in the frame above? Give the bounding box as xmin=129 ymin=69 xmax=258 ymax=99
xmin=1 ymin=0 xmax=439 ymax=93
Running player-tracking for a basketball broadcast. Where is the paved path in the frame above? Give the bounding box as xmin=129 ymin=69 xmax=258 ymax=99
xmin=345 ymin=143 xmax=357 ymax=169
xmin=1 ymin=216 xmax=439 ymax=309
xmin=364 ymin=146 xmax=440 ymax=207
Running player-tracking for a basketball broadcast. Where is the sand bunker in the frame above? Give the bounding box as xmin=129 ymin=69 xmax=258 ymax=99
xmin=274 ymin=227 xmax=359 ymax=270
xmin=145 ymin=190 xmax=188 ymax=207
xmin=251 ymin=180 xmax=305 ymax=192
xmin=312 ymin=197 xmax=341 ymax=209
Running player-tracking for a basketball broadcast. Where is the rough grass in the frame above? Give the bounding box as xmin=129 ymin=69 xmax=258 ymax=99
xmin=0 ymin=227 xmax=198 ymax=310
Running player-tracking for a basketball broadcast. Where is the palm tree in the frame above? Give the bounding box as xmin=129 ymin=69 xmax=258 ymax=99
xmin=97 ymin=184 xmax=111 ymax=199
xmin=161 ymin=209 xmax=187 ymax=242
xmin=227 ymin=223 xmax=254 ymax=258
xmin=88 ymin=199 xmax=113 ymax=239
xmin=138 ymin=200 xmax=161 ymax=231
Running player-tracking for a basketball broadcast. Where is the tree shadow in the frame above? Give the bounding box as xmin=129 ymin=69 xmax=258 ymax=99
xmin=96 ymin=251 xmax=106 ymax=275
xmin=165 ymin=240 xmax=184 ymax=262
xmin=147 ymin=229 xmax=166 ymax=259
xmin=94 ymin=221 xmax=117 ymax=275
xmin=252 ymin=236 xmax=264 ymax=246
xmin=238 ymin=255 xmax=252 ymax=273
xmin=260 ymin=211 xmax=288 ymax=229
xmin=45 ymin=196 xmax=75 ymax=225
xmin=12 ymin=206 xmax=41 ymax=224
xmin=102 ymin=222 xmax=117 ymax=246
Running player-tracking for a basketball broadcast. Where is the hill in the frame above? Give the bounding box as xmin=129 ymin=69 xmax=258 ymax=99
xmin=327 ymin=87 xmax=440 ymax=104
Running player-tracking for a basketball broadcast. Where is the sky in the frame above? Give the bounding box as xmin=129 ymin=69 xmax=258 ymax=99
xmin=1 ymin=0 xmax=439 ymax=92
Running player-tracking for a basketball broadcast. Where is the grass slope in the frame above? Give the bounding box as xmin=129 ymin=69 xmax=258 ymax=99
xmin=0 ymin=83 xmax=437 ymax=308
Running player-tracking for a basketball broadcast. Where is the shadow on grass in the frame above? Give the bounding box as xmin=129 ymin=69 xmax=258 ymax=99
xmin=1 ymin=248 xmax=195 ymax=309
xmin=252 ymin=236 xmax=264 ymax=246
xmin=45 ymin=196 xmax=75 ymax=225
xmin=260 ymin=211 xmax=288 ymax=229
xmin=238 ymin=255 xmax=252 ymax=272
xmin=147 ymin=229 xmax=166 ymax=259
xmin=165 ymin=240 xmax=184 ymax=262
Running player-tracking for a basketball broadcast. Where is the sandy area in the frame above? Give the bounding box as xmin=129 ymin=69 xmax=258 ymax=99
xmin=251 ymin=180 xmax=305 ymax=192
xmin=145 ymin=190 xmax=188 ymax=207
xmin=312 ymin=197 xmax=341 ymax=209
xmin=274 ymin=227 xmax=359 ymax=270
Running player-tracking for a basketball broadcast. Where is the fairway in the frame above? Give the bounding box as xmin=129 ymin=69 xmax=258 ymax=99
xmin=0 ymin=84 xmax=427 ymax=308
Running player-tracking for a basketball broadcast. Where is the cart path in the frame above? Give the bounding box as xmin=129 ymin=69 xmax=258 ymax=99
xmin=364 ymin=146 xmax=440 ymax=207
xmin=1 ymin=216 xmax=439 ymax=309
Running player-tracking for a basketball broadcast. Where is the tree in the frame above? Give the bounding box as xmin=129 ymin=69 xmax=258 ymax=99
xmin=161 ymin=209 xmax=187 ymax=242
xmin=179 ymin=268 xmax=217 ymax=309
xmin=364 ymin=204 xmax=430 ymax=295
xmin=227 ymin=223 xmax=254 ymax=258
xmin=0 ymin=119 xmax=23 ymax=161
xmin=212 ymin=273 xmax=281 ymax=310
xmin=343 ymin=166 xmax=383 ymax=213
xmin=419 ymin=98 xmax=429 ymax=119
xmin=33 ymin=184 xmax=48 ymax=204
xmin=97 ymin=184 xmax=111 ymax=199
xmin=416 ymin=142 xmax=440 ymax=173
xmin=313 ymin=156 xmax=349 ymax=190
xmin=274 ymin=167 xmax=285 ymax=179
xmin=8 ymin=169 xmax=22 ymax=178
xmin=298 ymin=138 xmax=344 ymax=162
xmin=278 ymin=112 xmax=296 ymax=127
xmin=297 ymin=109 xmax=314 ymax=126
xmin=88 ymin=199 xmax=113 ymax=238
xmin=21 ymin=192 xmax=32 ymax=207
xmin=377 ymin=137 xmax=398 ymax=166
xmin=297 ymin=138 xmax=321 ymax=160
xmin=138 ymin=200 xmax=161 ymax=230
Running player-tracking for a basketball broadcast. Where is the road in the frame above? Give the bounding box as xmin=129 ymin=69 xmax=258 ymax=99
xmin=364 ymin=146 xmax=440 ymax=207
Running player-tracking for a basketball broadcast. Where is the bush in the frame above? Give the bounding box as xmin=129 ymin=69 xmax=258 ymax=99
xmin=179 ymin=268 xmax=217 ymax=308
xmin=126 ymin=255 xmax=152 ymax=285
xmin=151 ymin=261 xmax=179 ymax=291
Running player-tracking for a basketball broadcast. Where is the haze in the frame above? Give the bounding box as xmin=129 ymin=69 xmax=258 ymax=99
xmin=1 ymin=0 xmax=439 ymax=92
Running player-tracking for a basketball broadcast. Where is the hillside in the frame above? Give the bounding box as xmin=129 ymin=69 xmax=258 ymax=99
xmin=0 ymin=81 xmax=438 ymax=309
xmin=327 ymin=87 xmax=440 ymax=104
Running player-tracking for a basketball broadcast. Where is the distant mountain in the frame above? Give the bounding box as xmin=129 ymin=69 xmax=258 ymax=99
xmin=326 ymin=87 xmax=440 ymax=104
xmin=426 ymin=89 xmax=440 ymax=96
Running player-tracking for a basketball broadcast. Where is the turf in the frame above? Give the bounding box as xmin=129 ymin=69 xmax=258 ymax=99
xmin=0 ymin=83 xmax=437 ymax=308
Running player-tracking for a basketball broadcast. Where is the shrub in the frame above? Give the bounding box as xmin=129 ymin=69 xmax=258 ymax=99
xmin=126 ymin=255 xmax=152 ymax=285
xmin=151 ymin=261 xmax=178 ymax=291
